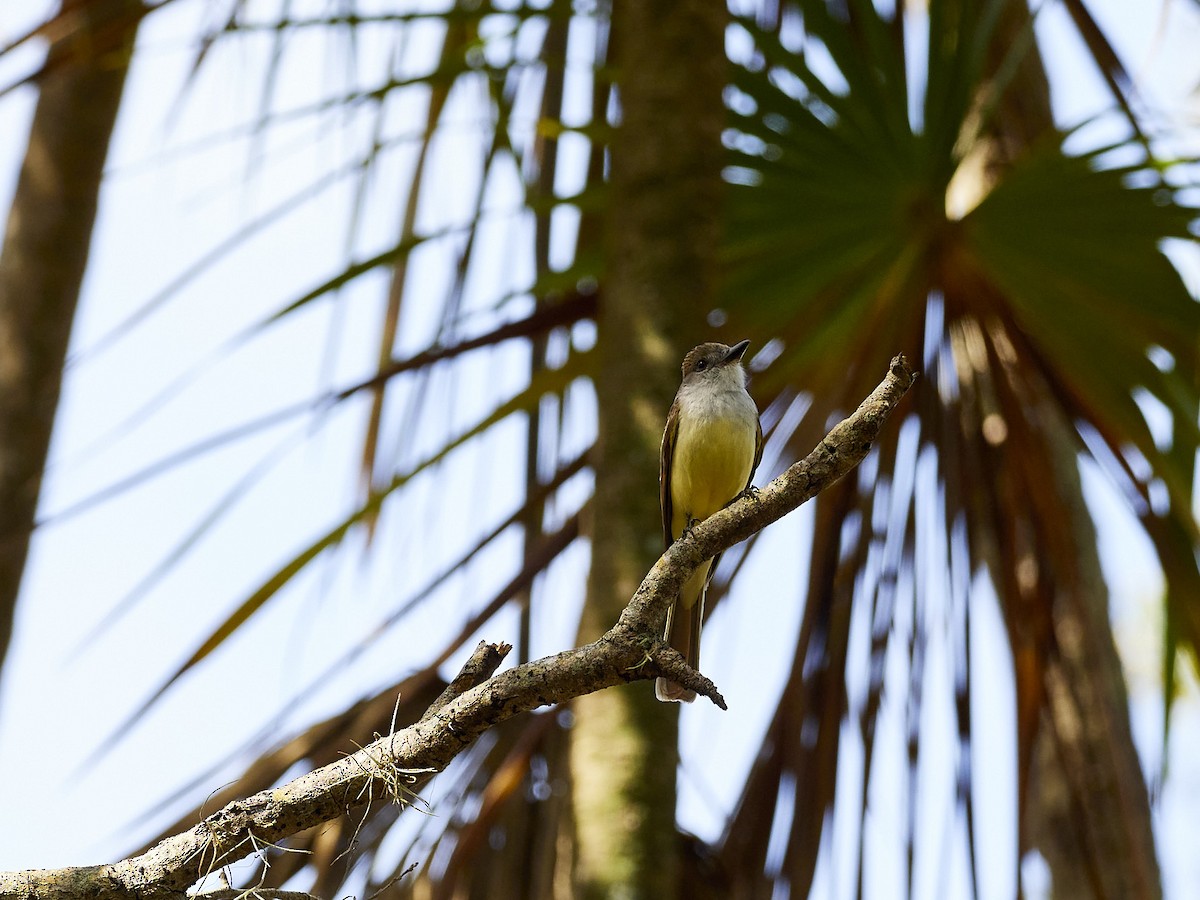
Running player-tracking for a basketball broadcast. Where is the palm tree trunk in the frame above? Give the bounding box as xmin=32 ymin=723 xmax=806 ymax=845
xmin=965 ymin=4 xmax=1161 ymax=895
xmin=0 ymin=0 xmax=142 ymax=688
xmin=568 ymin=1 xmax=726 ymax=897
xmin=1024 ymin=405 xmax=1161 ymax=899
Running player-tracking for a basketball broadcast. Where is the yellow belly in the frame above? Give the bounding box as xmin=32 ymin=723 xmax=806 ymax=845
xmin=670 ymin=415 xmax=756 ymax=542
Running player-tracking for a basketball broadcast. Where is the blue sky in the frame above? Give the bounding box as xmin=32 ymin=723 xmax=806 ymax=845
xmin=0 ymin=1 xmax=1198 ymax=896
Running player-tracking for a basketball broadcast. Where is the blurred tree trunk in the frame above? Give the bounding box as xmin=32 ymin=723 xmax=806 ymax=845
xmin=1024 ymin=407 xmax=1161 ymax=900
xmin=568 ymin=0 xmax=726 ymax=897
xmin=958 ymin=4 xmax=1161 ymax=896
xmin=0 ymin=0 xmax=142 ymax=685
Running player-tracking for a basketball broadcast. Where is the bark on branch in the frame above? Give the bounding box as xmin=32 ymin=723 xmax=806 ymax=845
xmin=0 ymin=355 xmax=917 ymax=900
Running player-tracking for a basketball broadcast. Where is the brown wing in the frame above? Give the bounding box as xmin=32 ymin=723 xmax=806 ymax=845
xmin=660 ymin=400 xmax=678 ymax=551
xmin=746 ymin=412 xmax=764 ymax=491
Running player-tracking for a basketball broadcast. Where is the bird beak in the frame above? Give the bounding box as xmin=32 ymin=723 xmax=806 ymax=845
xmin=722 ymin=340 xmax=750 ymax=364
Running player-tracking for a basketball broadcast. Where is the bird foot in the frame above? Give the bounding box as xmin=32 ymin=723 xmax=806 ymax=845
xmin=732 ymin=485 xmax=759 ymax=504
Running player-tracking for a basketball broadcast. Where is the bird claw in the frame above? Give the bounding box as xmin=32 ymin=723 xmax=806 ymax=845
xmin=737 ymin=485 xmax=760 ymax=502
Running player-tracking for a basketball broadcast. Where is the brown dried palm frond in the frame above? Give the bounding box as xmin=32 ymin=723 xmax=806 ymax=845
xmin=25 ymin=0 xmax=1193 ymax=897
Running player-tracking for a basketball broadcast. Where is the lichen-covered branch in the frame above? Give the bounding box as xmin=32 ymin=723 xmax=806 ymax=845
xmin=0 ymin=355 xmax=916 ymax=900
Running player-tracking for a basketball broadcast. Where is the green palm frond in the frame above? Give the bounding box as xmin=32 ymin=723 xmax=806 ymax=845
xmin=33 ymin=0 xmax=1192 ymax=896
xmin=714 ymin=1 xmax=1196 ymax=895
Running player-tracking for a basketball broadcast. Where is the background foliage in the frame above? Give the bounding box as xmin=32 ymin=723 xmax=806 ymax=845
xmin=0 ymin=0 xmax=1198 ymax=898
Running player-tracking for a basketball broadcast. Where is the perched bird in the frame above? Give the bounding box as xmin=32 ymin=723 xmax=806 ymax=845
xmin=656 ymin=340 xmax=762 ymax=702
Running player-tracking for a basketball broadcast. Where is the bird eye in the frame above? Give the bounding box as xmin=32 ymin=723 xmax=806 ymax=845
xmin=695 ymin=360 xmax=707 ymax=371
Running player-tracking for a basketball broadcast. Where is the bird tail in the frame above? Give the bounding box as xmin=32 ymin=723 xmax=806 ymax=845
xmin=654 ymin=563 xmax=709 ymax=703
